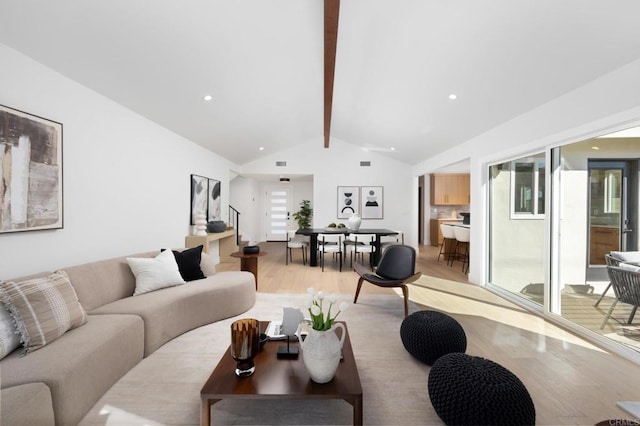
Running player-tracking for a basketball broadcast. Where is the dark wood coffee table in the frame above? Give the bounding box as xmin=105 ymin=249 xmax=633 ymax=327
xmin=200 ymin=321 xmax=363 ymax=425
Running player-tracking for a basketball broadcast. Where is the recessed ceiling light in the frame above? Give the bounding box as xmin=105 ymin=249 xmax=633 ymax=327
xmin=592 ymin=146 xmax=600 ymax=150
xmin=448 ymin=94 xmax=457 ymax=100
xmin=203 ymin=95 xmax=213 ymax=101
xmin=259 ymin=147 xmax=264 ymax=151
xmin=390 ymin=147 xmax=396 ymax=151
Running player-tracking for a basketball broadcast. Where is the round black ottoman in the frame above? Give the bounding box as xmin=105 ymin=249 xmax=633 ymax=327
xmin=400 ymin=310 xmax=467 ymax=365
xmin=428 ymin=353 xmax=536 ymax=425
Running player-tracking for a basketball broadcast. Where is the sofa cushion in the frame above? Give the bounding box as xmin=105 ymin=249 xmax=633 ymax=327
xmin=1 ymin=383 xmax=55 ymax=426
xmin=0 ymin=314 xmax=144 ymax=426
xmin=89 ymin=271 xmax=256 ymax=356
xmin=163 ymin=245 xmax=206 ymax=281
xmin=62 ymin=250 xmax=215 ymax=311
xmin=127 ymin=249 xmax=186 ymax=296
xmin=63 ymin=251 xmax=157 ymax=312
xmin=0 ymin=271 xmax=87 ymax=353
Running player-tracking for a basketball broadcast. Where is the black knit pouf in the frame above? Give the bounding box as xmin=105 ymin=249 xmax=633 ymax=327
xmin=400 ymin=310 xmax=467 ymax=365
xmin=428 ymin=353 xmax=536 ymax=425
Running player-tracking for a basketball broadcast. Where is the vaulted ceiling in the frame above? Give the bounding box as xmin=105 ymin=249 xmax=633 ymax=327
xmin=2 ymin=1 xmax=640 ymax=165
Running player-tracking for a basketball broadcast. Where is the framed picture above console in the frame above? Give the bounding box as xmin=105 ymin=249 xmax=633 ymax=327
xmin=190 ymin=174 xmax=221 ymax=225
xmin=190 ymin=174 xmax=208 ymax=225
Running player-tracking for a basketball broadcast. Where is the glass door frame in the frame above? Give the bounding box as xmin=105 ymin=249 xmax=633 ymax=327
xmin=586 ymin=161 xmax=630 ymax=281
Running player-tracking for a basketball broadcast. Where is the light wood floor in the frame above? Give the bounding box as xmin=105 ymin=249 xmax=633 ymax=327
xmin=217 ymin=241 xmax=469 ymax=295
xmin=217 ymin=242 xmax=640 ymax=422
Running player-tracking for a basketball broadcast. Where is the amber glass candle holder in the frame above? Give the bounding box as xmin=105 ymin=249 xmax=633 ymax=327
xmin=230 ymin=318 xmax=260 ymax=377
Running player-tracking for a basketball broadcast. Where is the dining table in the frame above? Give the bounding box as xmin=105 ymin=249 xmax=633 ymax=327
xmin=296 ymin=228 xmax=398 ymax=267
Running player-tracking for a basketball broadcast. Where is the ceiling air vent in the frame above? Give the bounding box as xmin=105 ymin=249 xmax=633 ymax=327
xmin=360 ymin=161 xmax=371 ymax=167
xmin=275 ymin=161 xmax=287 ymax=167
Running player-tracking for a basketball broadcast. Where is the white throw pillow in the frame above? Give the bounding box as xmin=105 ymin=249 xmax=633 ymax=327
xmin=0 ymin=305 xmax=20 ymax=359
xmin=199 ymin=251 xmax=216 ymax=277
xmin=127 ymin=249 xmax=186 ymax=296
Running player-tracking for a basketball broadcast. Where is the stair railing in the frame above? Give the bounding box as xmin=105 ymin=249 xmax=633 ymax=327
xmin=229 ymin=205 xmax=241 ymax=246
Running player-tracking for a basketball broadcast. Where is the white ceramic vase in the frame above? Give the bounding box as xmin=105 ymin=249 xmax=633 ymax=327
xmin=297 ymin=322 xmax=346 ymax=383
xmin=348 ymin=214 xmax=362 ymax=231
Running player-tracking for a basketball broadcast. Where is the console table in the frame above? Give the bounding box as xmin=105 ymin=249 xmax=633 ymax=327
xmin=185 ymin=229 xmax=237 ymax=263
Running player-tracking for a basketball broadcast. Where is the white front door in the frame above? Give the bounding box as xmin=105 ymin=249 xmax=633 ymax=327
xmin=265 ymin=186 xmax=291 ymax=241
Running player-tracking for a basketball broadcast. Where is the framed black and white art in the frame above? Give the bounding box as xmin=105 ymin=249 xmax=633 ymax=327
xmin=337 ymin=186 xmax=360 ymax=219
xmin=360 ymin=186 xmax=383 ymax=219
xmin=0 ymin=104 xmax=63 ymax=233
xmin=207 ymin=178 xmax=221 ymax=222
xmin=190 ymin=174 xmax=208 ymax=225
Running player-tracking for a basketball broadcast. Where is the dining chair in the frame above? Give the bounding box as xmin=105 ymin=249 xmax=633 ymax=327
xmin=285 ymin=230 xmax=308 ymax=265
xmin=380 ymin=231 xmax=404 ymax=254
xmin=346 ymin=233 xmax=376 ymax=270
xmin=318 ymin=233 xmax=343 ymax=272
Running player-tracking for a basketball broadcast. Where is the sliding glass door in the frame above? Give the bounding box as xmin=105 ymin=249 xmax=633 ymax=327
xmin=488 ymin=153 xmax=546 ymax=306
xmin=487 ymin=132 xmax=640 ymax=356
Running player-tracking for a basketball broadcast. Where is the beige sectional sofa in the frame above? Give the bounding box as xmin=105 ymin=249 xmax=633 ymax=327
xmin=0 ymin=249 xmax=256 ymax=426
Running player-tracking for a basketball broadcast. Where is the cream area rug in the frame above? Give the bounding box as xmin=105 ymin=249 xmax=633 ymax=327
xmin=79 ymin=292 xmax=440 ymax=426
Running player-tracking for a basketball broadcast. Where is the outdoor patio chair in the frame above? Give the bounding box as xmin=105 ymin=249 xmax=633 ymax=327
xmin=600 ymin=264 xmax=640 ymax=329
xmin=594 ymin=254 xmax=622 ymax=307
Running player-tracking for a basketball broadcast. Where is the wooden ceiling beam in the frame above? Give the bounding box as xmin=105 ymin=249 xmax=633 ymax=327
xmin=324 ymin=0 xmax=340 ymax=148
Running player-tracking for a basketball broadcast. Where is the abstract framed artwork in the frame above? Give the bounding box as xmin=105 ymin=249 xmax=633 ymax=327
xmin=337 ymin=186 xmax=360 ymax=219
xmin=0 ymin=104 xmax=63 ymax=233
xmin=361 ymin=186 xmax=383 ymax=219
xmin=190 ymin=174 xmax=208 ymax=225
xmin=207 ymin=178 xmax=221 ymax=222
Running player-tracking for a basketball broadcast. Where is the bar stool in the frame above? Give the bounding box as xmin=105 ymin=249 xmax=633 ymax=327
xmin=438 ymin=224 xmax=457 ymax=266
xmin=453 ymin=226 xmax=470 ymax=274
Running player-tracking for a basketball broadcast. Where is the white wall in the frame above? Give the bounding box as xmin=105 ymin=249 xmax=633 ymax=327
xmin=5 ymin=45 xmax=640 ymax=284
xmin=0 ymin=44 xmax=238 ymax=278
xmin=229 ymin=176 xmax=261 ymax=243
xmin=413 ymin=58 xmax=640 ymax=285
xmin=229 ymin=177 xmax=313 ymax=243
xmin=240 ymin=138 xmax=415 ymax=246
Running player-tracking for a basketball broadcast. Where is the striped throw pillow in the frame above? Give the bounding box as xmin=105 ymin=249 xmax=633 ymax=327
xmin=0 ymin=271 xmax=87 ymax=353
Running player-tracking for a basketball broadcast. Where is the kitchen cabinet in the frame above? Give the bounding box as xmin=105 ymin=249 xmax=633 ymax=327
xmin=430 ymin=174 xmax=470 ymax=205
